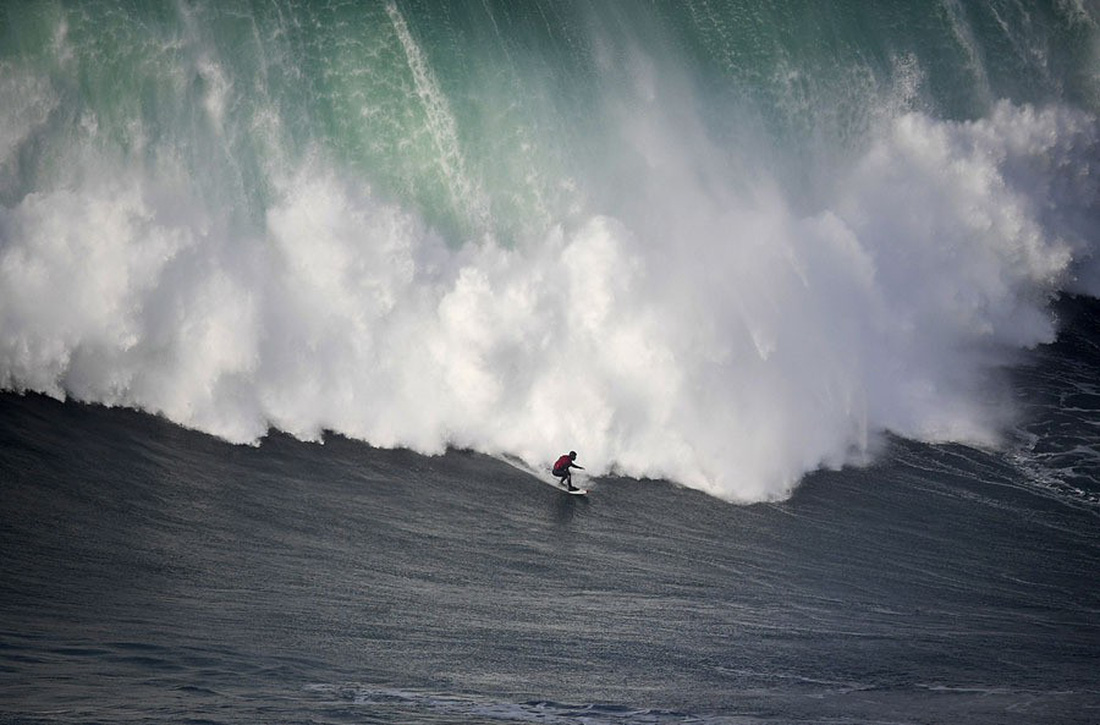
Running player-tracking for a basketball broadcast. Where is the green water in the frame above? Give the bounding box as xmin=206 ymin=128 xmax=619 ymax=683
xmin=3 ymin=0 xmax=1095 ymax=244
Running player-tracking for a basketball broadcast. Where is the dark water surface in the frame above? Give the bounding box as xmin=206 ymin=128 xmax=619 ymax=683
xmin=3 ymin=295 xmax=1100 ymax=724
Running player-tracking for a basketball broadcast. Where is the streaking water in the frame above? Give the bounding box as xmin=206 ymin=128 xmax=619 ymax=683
xmin=2 ymin=1 xmax=1099 ymax=499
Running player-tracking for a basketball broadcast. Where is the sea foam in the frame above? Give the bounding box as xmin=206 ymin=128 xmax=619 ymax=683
xmin=1 ymin=6 xmax=1098 ymax=501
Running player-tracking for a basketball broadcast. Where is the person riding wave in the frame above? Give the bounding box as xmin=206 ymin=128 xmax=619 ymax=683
xmin=552 ymin=451 xmax=584 ymax=491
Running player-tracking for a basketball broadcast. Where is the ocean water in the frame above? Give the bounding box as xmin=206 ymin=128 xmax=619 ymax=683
xmin=2 ymin=1 xmax=1100 ymax=723
xmin=2 ymin=310 xmax=1099 ymax=724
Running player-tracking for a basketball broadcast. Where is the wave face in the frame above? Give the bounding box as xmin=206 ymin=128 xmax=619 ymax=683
xmin=2 ymin=1 xmax=1099 ymax=500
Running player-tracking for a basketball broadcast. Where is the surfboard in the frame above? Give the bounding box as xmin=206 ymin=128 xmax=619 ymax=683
xmin=558 ymin=485 xmax=589 ymax=496
xmin=496 ymin=453 xmax=590 ymax=495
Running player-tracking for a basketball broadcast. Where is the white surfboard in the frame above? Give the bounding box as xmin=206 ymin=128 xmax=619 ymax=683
xmin=495 ymin=453 xmax=589 ymax=495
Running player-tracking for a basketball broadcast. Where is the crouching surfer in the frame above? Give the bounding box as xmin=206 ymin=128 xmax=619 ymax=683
xmin=552 ymin=451 xmax=584 ymax=491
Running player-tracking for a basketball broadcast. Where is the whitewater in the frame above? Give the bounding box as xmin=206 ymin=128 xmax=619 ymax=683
xmin=1 ymin=1 xmax=1099 ymax=501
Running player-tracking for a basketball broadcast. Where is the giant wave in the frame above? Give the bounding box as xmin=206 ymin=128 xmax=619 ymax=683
xmin=1 ymin=1 xmax=1098 ymax=500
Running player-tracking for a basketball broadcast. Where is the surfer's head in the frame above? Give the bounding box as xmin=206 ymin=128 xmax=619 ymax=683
xmin=569 ymin=451 xmax=577 ymax=459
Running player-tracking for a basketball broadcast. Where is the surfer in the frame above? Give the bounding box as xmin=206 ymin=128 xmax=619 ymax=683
xmin=552 ymin=451 xmax=584 ymax=491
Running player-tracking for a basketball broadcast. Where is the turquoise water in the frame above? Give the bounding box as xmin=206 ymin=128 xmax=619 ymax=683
xmin=6 ymin=1 xmax=1093 ymax=229
xmin=1 ymin=1 xmax=1099 ymax=500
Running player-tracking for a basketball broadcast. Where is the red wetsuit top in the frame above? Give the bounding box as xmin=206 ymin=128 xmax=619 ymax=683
xmin=553 ymin=455 xmax=573 ymax=473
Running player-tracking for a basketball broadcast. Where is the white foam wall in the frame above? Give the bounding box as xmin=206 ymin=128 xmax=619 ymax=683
xmin=1 ymin=60 xmax=1098 ymax=501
